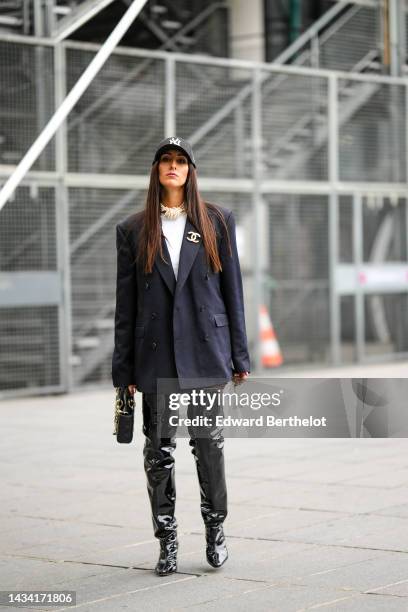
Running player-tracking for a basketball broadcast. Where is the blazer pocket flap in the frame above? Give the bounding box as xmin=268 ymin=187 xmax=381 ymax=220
xmin=214 ymin=313 xmax=229 ymax=327
xmin=135 ymin=325 xmax=145 ymax=338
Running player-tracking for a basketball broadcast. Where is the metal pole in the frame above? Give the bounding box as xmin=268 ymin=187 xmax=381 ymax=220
xmin=329 ymin=191 xmax=340 ymax=365
xmin=251 ymin=67 xmax=263 ymax=373
xmin=165 ymin=55 xmax=176 ymax=136
xmin=22 ymin=0 xmax=31 ymax=35
xmin=398 ymin=0 xmax=407 ymax=75
xmin=234 ymin=104 xmax=245 ymax=177
xmin=33 ymin=0 xmax=44 ymax=37
xmin=53 ymin=0 xmax=117 ymax=42
xmin=54 ymin=43 xmax=73 ymax=392
xmin=289 ymin=0 xmax=302 ymax=44
xmin=34 ymin=47 xmax=51 ymax=172
xmin=328 ymin=73 xmax=341 ymax=364
xmin=353 ymin=192 xmax=365 ymax=361
xmin=44 ymin=0 xmax=56 ymax=37
xmin=0 ymin=0 xmax=149 ymax=211
xmin=406 ymin=82 xmax=408 ymax=292
xmin=311 ymin=34 xmax=320 ymax=70
xmin=388 ymin=0 xmax=402 ymax=76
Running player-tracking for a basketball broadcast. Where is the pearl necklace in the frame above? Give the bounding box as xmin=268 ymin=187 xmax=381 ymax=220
xmin=160 ymin=202 xmax=186 ymax=220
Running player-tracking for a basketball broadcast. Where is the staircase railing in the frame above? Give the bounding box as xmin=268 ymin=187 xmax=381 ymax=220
xmin=66 ymin=2 xmax=227 ymax=133
xmin=189 ymin=2 xmax=379 ymax=148
xmin=273 ymin=1 xmax=356 ymax=66
xmin=0 ymin=1 xmax=25 ymax=32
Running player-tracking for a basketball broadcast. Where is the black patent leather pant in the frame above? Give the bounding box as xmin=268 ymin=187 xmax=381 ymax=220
xmin=142 ymin=387 xmax=228 ymax=539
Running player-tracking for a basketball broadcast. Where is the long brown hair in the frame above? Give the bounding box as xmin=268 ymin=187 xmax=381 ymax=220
xmin=136 ymin=161 xmax=232 ymax=274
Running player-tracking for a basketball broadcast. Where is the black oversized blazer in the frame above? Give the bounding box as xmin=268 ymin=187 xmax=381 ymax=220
xmin=111 ymin=204 xmax=251 ymax=393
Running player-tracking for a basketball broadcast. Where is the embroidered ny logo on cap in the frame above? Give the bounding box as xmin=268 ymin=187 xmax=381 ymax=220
xmin=152 ymin=137 xmax=197 ymax=168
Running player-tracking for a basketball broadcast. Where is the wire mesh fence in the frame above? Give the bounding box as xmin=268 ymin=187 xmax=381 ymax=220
xmin=0 ymin=185 xmax=60 ymax=393
xmin=0 ymin=39 xmax=55 ymax=170
xmin=0 ymin=36 xmax=408 ymax=396
xmin=276 ymin=1 xmax=381 ymax=72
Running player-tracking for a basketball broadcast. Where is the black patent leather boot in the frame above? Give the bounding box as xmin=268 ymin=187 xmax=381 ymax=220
xmin=205 ymin=524 xmax=228 ymax=568
xmin=155 ymin=531 xmax=178 ymax=576
xmin=189 ymin=436 xmax=228 ymax=528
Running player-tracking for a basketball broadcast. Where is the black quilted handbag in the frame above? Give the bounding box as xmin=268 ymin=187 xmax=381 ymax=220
xmin=113 ymin=386 xmax=135 ymax=443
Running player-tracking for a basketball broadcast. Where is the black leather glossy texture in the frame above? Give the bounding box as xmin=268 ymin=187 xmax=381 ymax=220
xmin=113 ymin=386 xmax=134 ymax=443
xmin=189 ymin=435 xmax=227 ymax=528
xmin=142 ymin=391 xmax=228 ymax=566
xmin=155 ymin=531 xmax=178 ymax=576
xmin=205 ymin=524 xmax=228 ymax=568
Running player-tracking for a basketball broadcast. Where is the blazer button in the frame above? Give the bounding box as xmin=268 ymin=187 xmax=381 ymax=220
xmin=205 ymin=273 xmax=209 ymax=280
xmin=151 ymin=342 xmax=157 ymax=350
xmin=151 ymin=312 xmax=157 ymax=319
xmin=199 ymin=305 xmax=205 ymax=312
xmin=204 ymin=334 xmax=209 ymax=342
xmin=145 ymin=281 xmax=150 ymax=289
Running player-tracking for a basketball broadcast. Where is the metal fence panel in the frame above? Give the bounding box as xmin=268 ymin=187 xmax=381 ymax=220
xmin=0 ymin=186 xmax=57 ymax=271
xmin=0 ymin=40 xmax=55 ymax=171
xmin=0 ymin=305 xmax=60 ymax=392
xmin=1 ymin=38 xmax=408 ymax=395
xmin=318 ymin=6 xmax=380 ymax=72
xmin=362 ymin=196 xmax=407 ymax=263
xmin=338 ymin=78 xmax=406 ymax=182
xmin=65 ymin=45 xmax=165 ymax=175
xmin=68 ymin=186 xmax=144 ymax=387
xmin=280 ymin=3 xmax=380 ymax=72
xmin=261 ymin=71 xmax=329 ymax=181
xmin=264 ymin=193 xmax=330 ymax=365
xmin=0 ymin=186 xmax=60 ymax=393
xmin=364 ymin=292 xmax=408 ymax=357
xmin=175 ymin=62 xmax=253 ymax=178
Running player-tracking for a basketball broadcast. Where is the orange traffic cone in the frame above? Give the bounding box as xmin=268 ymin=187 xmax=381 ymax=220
xmin=259 ymin=304 xmax=283 ymax=367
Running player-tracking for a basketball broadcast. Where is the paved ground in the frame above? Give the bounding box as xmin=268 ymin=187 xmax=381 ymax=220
xmin=1 ymin=362 xmax=408 ymax=611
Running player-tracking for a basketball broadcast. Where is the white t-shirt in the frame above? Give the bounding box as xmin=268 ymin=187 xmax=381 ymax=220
xmin=161 ymin=212 xmax=187 ymax=280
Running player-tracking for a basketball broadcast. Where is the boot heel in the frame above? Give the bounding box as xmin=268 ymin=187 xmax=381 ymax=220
xmin=155 ymin=531 xmax=178 ymax=576
xmin=205 ymin=524 xmax=228 ymax=568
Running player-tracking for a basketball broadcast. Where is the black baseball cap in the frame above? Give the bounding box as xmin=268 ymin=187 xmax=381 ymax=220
xmin=152 ymin=136 xmax=196 ymax=168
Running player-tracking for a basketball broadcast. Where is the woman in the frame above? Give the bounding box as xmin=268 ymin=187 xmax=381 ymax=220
xmin=112 ymin=136 xmax=250 ymax=576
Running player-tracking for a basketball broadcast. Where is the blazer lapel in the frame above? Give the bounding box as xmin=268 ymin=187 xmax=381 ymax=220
xmin=154 ymin=233 xmax=176 ymax=296
xmin=154 ymin=216 xmax=202 ymax=297
xmin=175 ymin=217 xmax=202 ymax=296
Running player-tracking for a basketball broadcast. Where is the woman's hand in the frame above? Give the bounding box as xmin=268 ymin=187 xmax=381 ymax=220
xmin=127 ymin=384 xmax=137 ymax=395
xmin=232 ymin=371 xmax=249 ymax=386
xmin=233 ymin=371 xmax=249 ymax=379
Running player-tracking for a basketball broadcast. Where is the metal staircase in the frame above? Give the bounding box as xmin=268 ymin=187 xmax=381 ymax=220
xmin=273 ymin=1 xmax=380 ymax=72
xmin=260 ymin=55 xmax=381 ymax=179
xmin=0 ymin=1 xmax=26 ymax=34
xmin=1 ymin=1 xmax=396 ymax=388
xmin=69 ymin=191 xmax=143 ymax=385
xmin=67 ymin=2 xmax=388 ymax=385
xmin=0 ymin=1 xmax=228 ymax=55
xmin=184 ymin=2 xmax=382 ymax=175
xmin=0 ymin=0 xmax=83 ymax=36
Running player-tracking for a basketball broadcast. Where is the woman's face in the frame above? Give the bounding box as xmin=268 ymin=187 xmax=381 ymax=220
xmin=158 ymin=148 xmax=189 ymax=191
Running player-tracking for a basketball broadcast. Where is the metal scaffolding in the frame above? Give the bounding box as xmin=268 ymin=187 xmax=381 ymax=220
xmin=1 ymin=1 xmax=408 ymax=397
